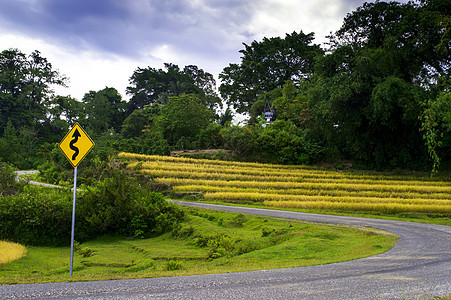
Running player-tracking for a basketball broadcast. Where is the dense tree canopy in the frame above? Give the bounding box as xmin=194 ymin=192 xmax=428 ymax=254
xmin=219 ymin=31 xmax=324 ymax=113
xmin=126 ymin=63 xmax=221 ymax=114
xmin=309 ymin=0 xmax=450 ymax=168
xmin=1 ymin=0 xmax=450 ymax=173
xmin=82 ymin=87 xmax=126 ymax=136
xmin=0 ymin=49 xmax=66 ymax=136
xmin=159 ymin=93 xmax=213 ymax=146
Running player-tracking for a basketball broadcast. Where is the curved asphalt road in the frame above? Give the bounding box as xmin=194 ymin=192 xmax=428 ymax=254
xmin=1 ymin=201 xmax=450 ymax=299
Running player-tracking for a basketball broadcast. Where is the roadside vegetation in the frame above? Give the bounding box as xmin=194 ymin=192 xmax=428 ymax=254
xmin=0 ymin=156 xmax=399 ymax=284
xmin=0 ymin=205 xmax=396 ymax=284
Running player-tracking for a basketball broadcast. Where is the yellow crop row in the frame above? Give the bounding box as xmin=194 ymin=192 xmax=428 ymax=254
xmin=202 ymin=191 xmax=451 ymax=207
xmin=120 ymin=152 xmax=451 ymax=214
xmin=120 ymin=152 xmax=447 ymax=184
xmin=263 ymin=201 xmax=450 ymax=214
xmin=172 ymin=184 xmax=451 ymax=200
xmin=146 ymin=170 xmax=451 ymax=194
xmin=132 ymin=160 xmax=449 ymax=187
xmin=119 ymin=152 xmax=312 ymax=171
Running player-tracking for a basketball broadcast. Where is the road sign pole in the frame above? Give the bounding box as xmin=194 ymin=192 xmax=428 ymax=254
xmin=59 ymin=123 xmax=94 ymax=276
xmin=69 ymin=166 xmax=78 ymax=276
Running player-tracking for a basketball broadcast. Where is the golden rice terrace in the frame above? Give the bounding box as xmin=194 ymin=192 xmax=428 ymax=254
xmin=119 ymin=152 xmax=451 ymax=215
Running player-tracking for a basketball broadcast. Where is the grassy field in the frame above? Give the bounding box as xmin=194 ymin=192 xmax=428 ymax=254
xmin=119 ymin=153 xmax=451 ymax=225
xmin=0 ymin=207 xmax=396 ymax=284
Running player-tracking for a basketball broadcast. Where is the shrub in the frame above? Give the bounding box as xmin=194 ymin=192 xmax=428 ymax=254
xmin=0 ymin=162 xmax=22 ymax=196
xmin=0 ymin=186 xmax=72 ymax=246
xmin=166 ymin=260 xmax=185 ymax=271
xmin=76 ymin=167 xmax=185 ymax=241
xmin=0 ymin=163 xmax=185 ymax=245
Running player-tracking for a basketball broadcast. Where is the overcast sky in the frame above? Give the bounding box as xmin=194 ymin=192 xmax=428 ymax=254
xmin=0 ymin=0 xmax=408 ymax=102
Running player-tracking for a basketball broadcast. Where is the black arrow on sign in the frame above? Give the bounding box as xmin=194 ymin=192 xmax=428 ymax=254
xmin=69 ymin=129 xmax=81 ymax=160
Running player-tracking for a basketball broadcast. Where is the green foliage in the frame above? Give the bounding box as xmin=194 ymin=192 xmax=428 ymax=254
xmin=0 ymin=163 xmax=185 ymax=245
xmin=220 ymin=120 xmax=323 ymax=165
xmin=220 ymin=125 xmax=258 ymax=158
xmin=0 ymin=186 xmax=72 ymax=245
xmin=165 ymin=260 xmax=185 ymax=271
xmin=0 ymin=121 xmax=23 ymax=168
xmin=126 ymin=63 xmax=221 ymax=113
xmin=109 ymin=135 xmax=171 ymax=156
xmin=0 ymin=49 xmax=66 ymax=137
xmin=76 ymin=167 xmax=184 ymax=241
xmin=0 ymin=162 xmax=22 ymax=196
xmin=421 ymin=91 xmax=451 ymax=173
xmin=195 ymin=123 xmax=224 ymax=149
xmin=120 ymin=104 xmax=163 ymax=139
xmin=220 ymin=31 xmax=324 ymax=113
xmin=256 ymin=120 xmax=323 ymax=165
xmin=81 ymin=87 xmax=126 ymax=136
xmin=273 ymin=81 xmax=309 ymax=127
xmin=310 ymin=41 xmax=428 ymax=169
xmin=159 ymin=94 xmax=213 ymax=147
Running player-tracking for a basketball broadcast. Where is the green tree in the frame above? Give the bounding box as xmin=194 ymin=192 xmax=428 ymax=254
xmin=126 ymin=63 xmax=220 ymax=114
xmin=159 ymin=94 xmax=213 ymax=147
xmin=82 ymin=87 xmax=126 ymax=136
xmin=273 ymin=81 xmax=310 ymax=127
xmin=219 ymin=31 xmax=324 ymax=114
xmin=309 ymin=0 xmax=449 ymax=169
xmin=421 ymin=91 xmax=451 ymax=173
xmin=121 ymin=104 xmax=163 ymax=139
xmin=48 ymin=95 xmax=86 ymax=133
xmin=328 ymin=0 xmax=449 ymax=86
xmin=311 ymin=46 xmax=427 ymax=168
xmin=0 ymin=48 xmax=66 ymax=136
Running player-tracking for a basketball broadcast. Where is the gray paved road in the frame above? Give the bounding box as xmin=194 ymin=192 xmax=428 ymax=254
xmin=1 ymin=201 xmax=450 ymax=299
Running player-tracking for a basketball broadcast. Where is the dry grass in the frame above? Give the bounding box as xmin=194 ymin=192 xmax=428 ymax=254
xmin=0 ymin=241 xmax=27 ymax=265
xmin=119 ymin=152 xmax=451 ymax=216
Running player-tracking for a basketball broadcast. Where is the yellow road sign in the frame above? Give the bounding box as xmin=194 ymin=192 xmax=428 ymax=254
xmin=59 ymin=123 xmax=95 ymax=168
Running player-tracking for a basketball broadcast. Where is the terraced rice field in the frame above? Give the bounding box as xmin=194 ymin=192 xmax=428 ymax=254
xmin=119 ymin=152 xmax=451 ymax=215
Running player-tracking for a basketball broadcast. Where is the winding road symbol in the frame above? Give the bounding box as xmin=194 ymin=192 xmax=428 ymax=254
xmin=58 ymin=123 xmax=94 ymax=168
xmin=69 ymin=129 xmax=81 ymax=160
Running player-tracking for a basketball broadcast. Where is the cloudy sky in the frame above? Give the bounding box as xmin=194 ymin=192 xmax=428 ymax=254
xmin=0 ymin=0 xmax=408 ymax=101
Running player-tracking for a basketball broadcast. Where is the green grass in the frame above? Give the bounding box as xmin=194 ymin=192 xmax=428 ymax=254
xmin=192 ymin=200 xmax=451 ymax=226
xmin=0 ymin=207 xmax=397 ymax=284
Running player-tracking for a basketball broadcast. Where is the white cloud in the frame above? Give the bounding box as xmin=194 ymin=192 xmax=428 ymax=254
xmin=2 ymin=0 xmax=410 ymax=103
xmin=0 ymin=33 xmax=141 ymax=100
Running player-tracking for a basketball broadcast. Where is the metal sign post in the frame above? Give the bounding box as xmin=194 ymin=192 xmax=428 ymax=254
xmin=58 ymin=123 xmax=94 ymax=276
xmin=70 ymin=166 xmax=78 ymax=276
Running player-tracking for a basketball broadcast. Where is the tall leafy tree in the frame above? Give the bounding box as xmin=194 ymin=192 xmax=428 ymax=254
xmin=82 ymin=87 xmax=126 ymax=136
xmin=310 ymin=0 xmax=450 ymax=168
xmin=48 ymin=95 xmax=86 ymax=133
xmin=421 ymin=89 xmax=451 ymax=173
xmin=126 ymin=63 xmax=220 ymax=114
xmin=159 ymin=94 xmax=213 ymax=146
xmin=0 ymin=49 xmax=66 ymax=136
xmin=328 ymin=0 xmax=449 ymax=86
xmin=219 ymin=31 xmax=324 ymax=114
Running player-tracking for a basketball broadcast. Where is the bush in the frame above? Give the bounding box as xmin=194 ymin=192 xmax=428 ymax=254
xmin=0 ymin=162 xmax=21 ymax=196
xmin=166 ymin=260 xmax=184 ymax=271
xmin=0 ymin=163 xmax=185 ymax=245
xmin=76 ymin=167 xmax=185 ymax=241
xmin=0 ymin=186 xmax=72 ymax=245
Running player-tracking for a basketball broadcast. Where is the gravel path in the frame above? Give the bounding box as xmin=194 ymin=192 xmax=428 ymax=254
xmin=1 ymin=201 xmax=450 ymax=299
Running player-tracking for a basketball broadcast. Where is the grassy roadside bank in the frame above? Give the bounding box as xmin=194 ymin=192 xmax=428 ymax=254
xmin=185 ymin=200 xmax=451 ymax=226
xmin=0 ymin=207 xmax=397 ymax=284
